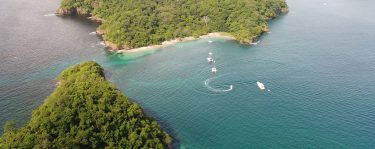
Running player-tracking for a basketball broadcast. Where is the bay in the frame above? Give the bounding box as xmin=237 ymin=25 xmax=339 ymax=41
xmin=1 ymin=0 xmax=374 ymax=148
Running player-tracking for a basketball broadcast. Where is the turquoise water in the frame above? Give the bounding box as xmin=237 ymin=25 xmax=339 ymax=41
xmin=1 ymin=0 xmax=375 ymax=148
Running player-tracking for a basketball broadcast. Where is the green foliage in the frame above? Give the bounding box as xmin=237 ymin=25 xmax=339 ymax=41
xmin=0 ymin=61 xmax=171 ymax=148
xmin=60 ymin=0 xmax=287 ymax=48
xmin=3 ymin=121 xmax=16 ymax=134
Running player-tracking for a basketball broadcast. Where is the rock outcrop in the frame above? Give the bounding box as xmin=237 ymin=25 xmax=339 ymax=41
xmin=56 ymin=7 xmax=72 ymax=15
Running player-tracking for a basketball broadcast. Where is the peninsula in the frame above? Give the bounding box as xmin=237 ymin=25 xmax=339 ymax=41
xmin=0 ymin=62 xmax=172 ymax=148
xmin=57 ymin=0 xmax=288 ymax=51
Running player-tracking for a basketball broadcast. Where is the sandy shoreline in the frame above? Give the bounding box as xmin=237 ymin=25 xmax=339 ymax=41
xmin=56 ymin=10 xmax=235 ymax=53
xmin=116 ymin=32 xmax=236 ymax=53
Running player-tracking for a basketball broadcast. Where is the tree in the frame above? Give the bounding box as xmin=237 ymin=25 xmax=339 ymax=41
xmin=0 ymin=61 xmax=172 ymax=148
xmin=59 ymin=0 xmax=288 ymax=48
xmin=3 ymin=121 xmax=16 ymax=134
xmin=202 ymin=16 xmax=210 ymax=27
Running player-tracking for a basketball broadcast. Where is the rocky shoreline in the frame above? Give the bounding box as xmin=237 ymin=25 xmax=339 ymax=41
xmin=56 ymin=6 xmax=288 ymax=53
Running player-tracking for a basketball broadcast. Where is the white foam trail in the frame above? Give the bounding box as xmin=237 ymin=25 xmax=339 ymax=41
xmin=204 ymin=77 xmax=233 ymax=93
xmin=98 ymin=41 xmax=106 ymax=46
xmin=250 ymin=41 xmax=260 ymax=45
xmin=89 ymin=32 xmax=97 ymax=35
xmin=44 ymin=13 xmax=56 ymax=17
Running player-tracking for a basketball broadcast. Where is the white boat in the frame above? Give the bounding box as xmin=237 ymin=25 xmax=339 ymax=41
xmin=256 ymin=81 xmax=266 ymax=90
xmin=212 ymin=67 xmax=217 ymax=73
xmin=207 ymin=52 xmax=214 ymax=62
xmin=208 ymin=40 xmax=213 ymax=43
xmin=212 ymin=60 xmax=217 ymax=73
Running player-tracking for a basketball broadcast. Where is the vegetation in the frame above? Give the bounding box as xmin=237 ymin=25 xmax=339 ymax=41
xmin=0 ymin=61 xmax=172 ymax=148
xmin=59 ymin=0 xmax=288 ymax=49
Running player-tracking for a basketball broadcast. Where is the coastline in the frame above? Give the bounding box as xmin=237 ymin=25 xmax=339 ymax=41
xmin=116 ymin=32 xmax=236 ymax=53
xmin=56 ymin=2 xmax=289 ymax=54
xmin=56 ymin=7 xmax=286 ymax=54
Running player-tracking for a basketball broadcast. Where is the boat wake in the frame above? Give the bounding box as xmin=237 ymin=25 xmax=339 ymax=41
xmin=44 ymin=13 xmax=56 ymax=17
xmin=89 ymin=32 xmax=97 ymax=35
xmin=204 ymin=77 xmax=233 ymax=93
xmin=98 ymin=41 xmax=106 ymax=46
xmin=250 ymin=40 xmax=260 ymax=45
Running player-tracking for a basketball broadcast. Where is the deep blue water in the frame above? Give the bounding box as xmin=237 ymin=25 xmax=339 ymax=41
xmin=1 ymin=0 xmax=375 ymax=148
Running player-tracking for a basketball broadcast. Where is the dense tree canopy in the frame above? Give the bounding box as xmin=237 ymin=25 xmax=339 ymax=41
xmin=0 ymin=61 xmax=172 ymax=148
xmin=60 ymin=0 xmax=288 ymax=49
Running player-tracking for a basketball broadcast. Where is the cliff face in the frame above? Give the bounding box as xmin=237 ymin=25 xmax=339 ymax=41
xmin=56 ymin=7 xmax=72 ymax=15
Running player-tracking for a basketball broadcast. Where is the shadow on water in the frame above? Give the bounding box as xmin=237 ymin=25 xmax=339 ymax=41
xmin=57 ymin=13 xmax=101 ymax=27
xmin=57 ymin=14 xmax=163 ymax=65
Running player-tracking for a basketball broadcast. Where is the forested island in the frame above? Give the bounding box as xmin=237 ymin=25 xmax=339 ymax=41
xmin=0 ymin=62 xmax=172 ymax=148
xmin=58 ymin=0 xmax=288 ymax=50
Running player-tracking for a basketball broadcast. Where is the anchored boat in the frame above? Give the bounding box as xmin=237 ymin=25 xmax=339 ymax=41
xmin=212 ymin=60 xmax=217 ymax=73
xmin=207 ymin=52 xmax=214 ymax=63
xmin=212 ymin=67 xmax=217 ymax=73
xmin=256 ymin=81 xmax=266 ymax=90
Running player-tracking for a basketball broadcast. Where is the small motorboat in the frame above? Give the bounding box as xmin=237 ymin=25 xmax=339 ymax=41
xmin=256 ymin=81 xmax=266 ymax=90
xmin=212 ymin=67 xmax=217 ymax=73
xmin=212 ymin=60 xmax=217 ymax=73
xmin=208 ymin=40 xmax=213 ymax=43
xmin=207 ymin=52 xmax=214 ymax=63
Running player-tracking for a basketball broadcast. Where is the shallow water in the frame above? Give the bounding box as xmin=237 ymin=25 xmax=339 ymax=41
xmin=1 ymin=0 xmax=375 ymax=148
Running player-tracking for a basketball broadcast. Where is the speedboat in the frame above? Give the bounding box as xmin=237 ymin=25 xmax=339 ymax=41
xmin=212 ymin=60 xmax=217 ymax=73
xmin=212 ymin=67 xmax=217 ymax=73
xmin=256 ymin=81 xmax=265 ymax=90
xmin=207 ymin=52 xmax=214 ymax=62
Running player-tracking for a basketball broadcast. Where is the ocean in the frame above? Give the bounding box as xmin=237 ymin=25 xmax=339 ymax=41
xmin=1 ymin=0 xmax=374 ymax=148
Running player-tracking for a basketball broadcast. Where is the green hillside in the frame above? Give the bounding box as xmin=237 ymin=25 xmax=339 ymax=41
xmin=59 ymin=0 xmax=288 ymax=49
xmin=0 ymin=61 xmax=171 ymax=148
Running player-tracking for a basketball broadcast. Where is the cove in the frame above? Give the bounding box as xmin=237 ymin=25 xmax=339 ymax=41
xmin=1 ymin=0 xmax=375 ymax=148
